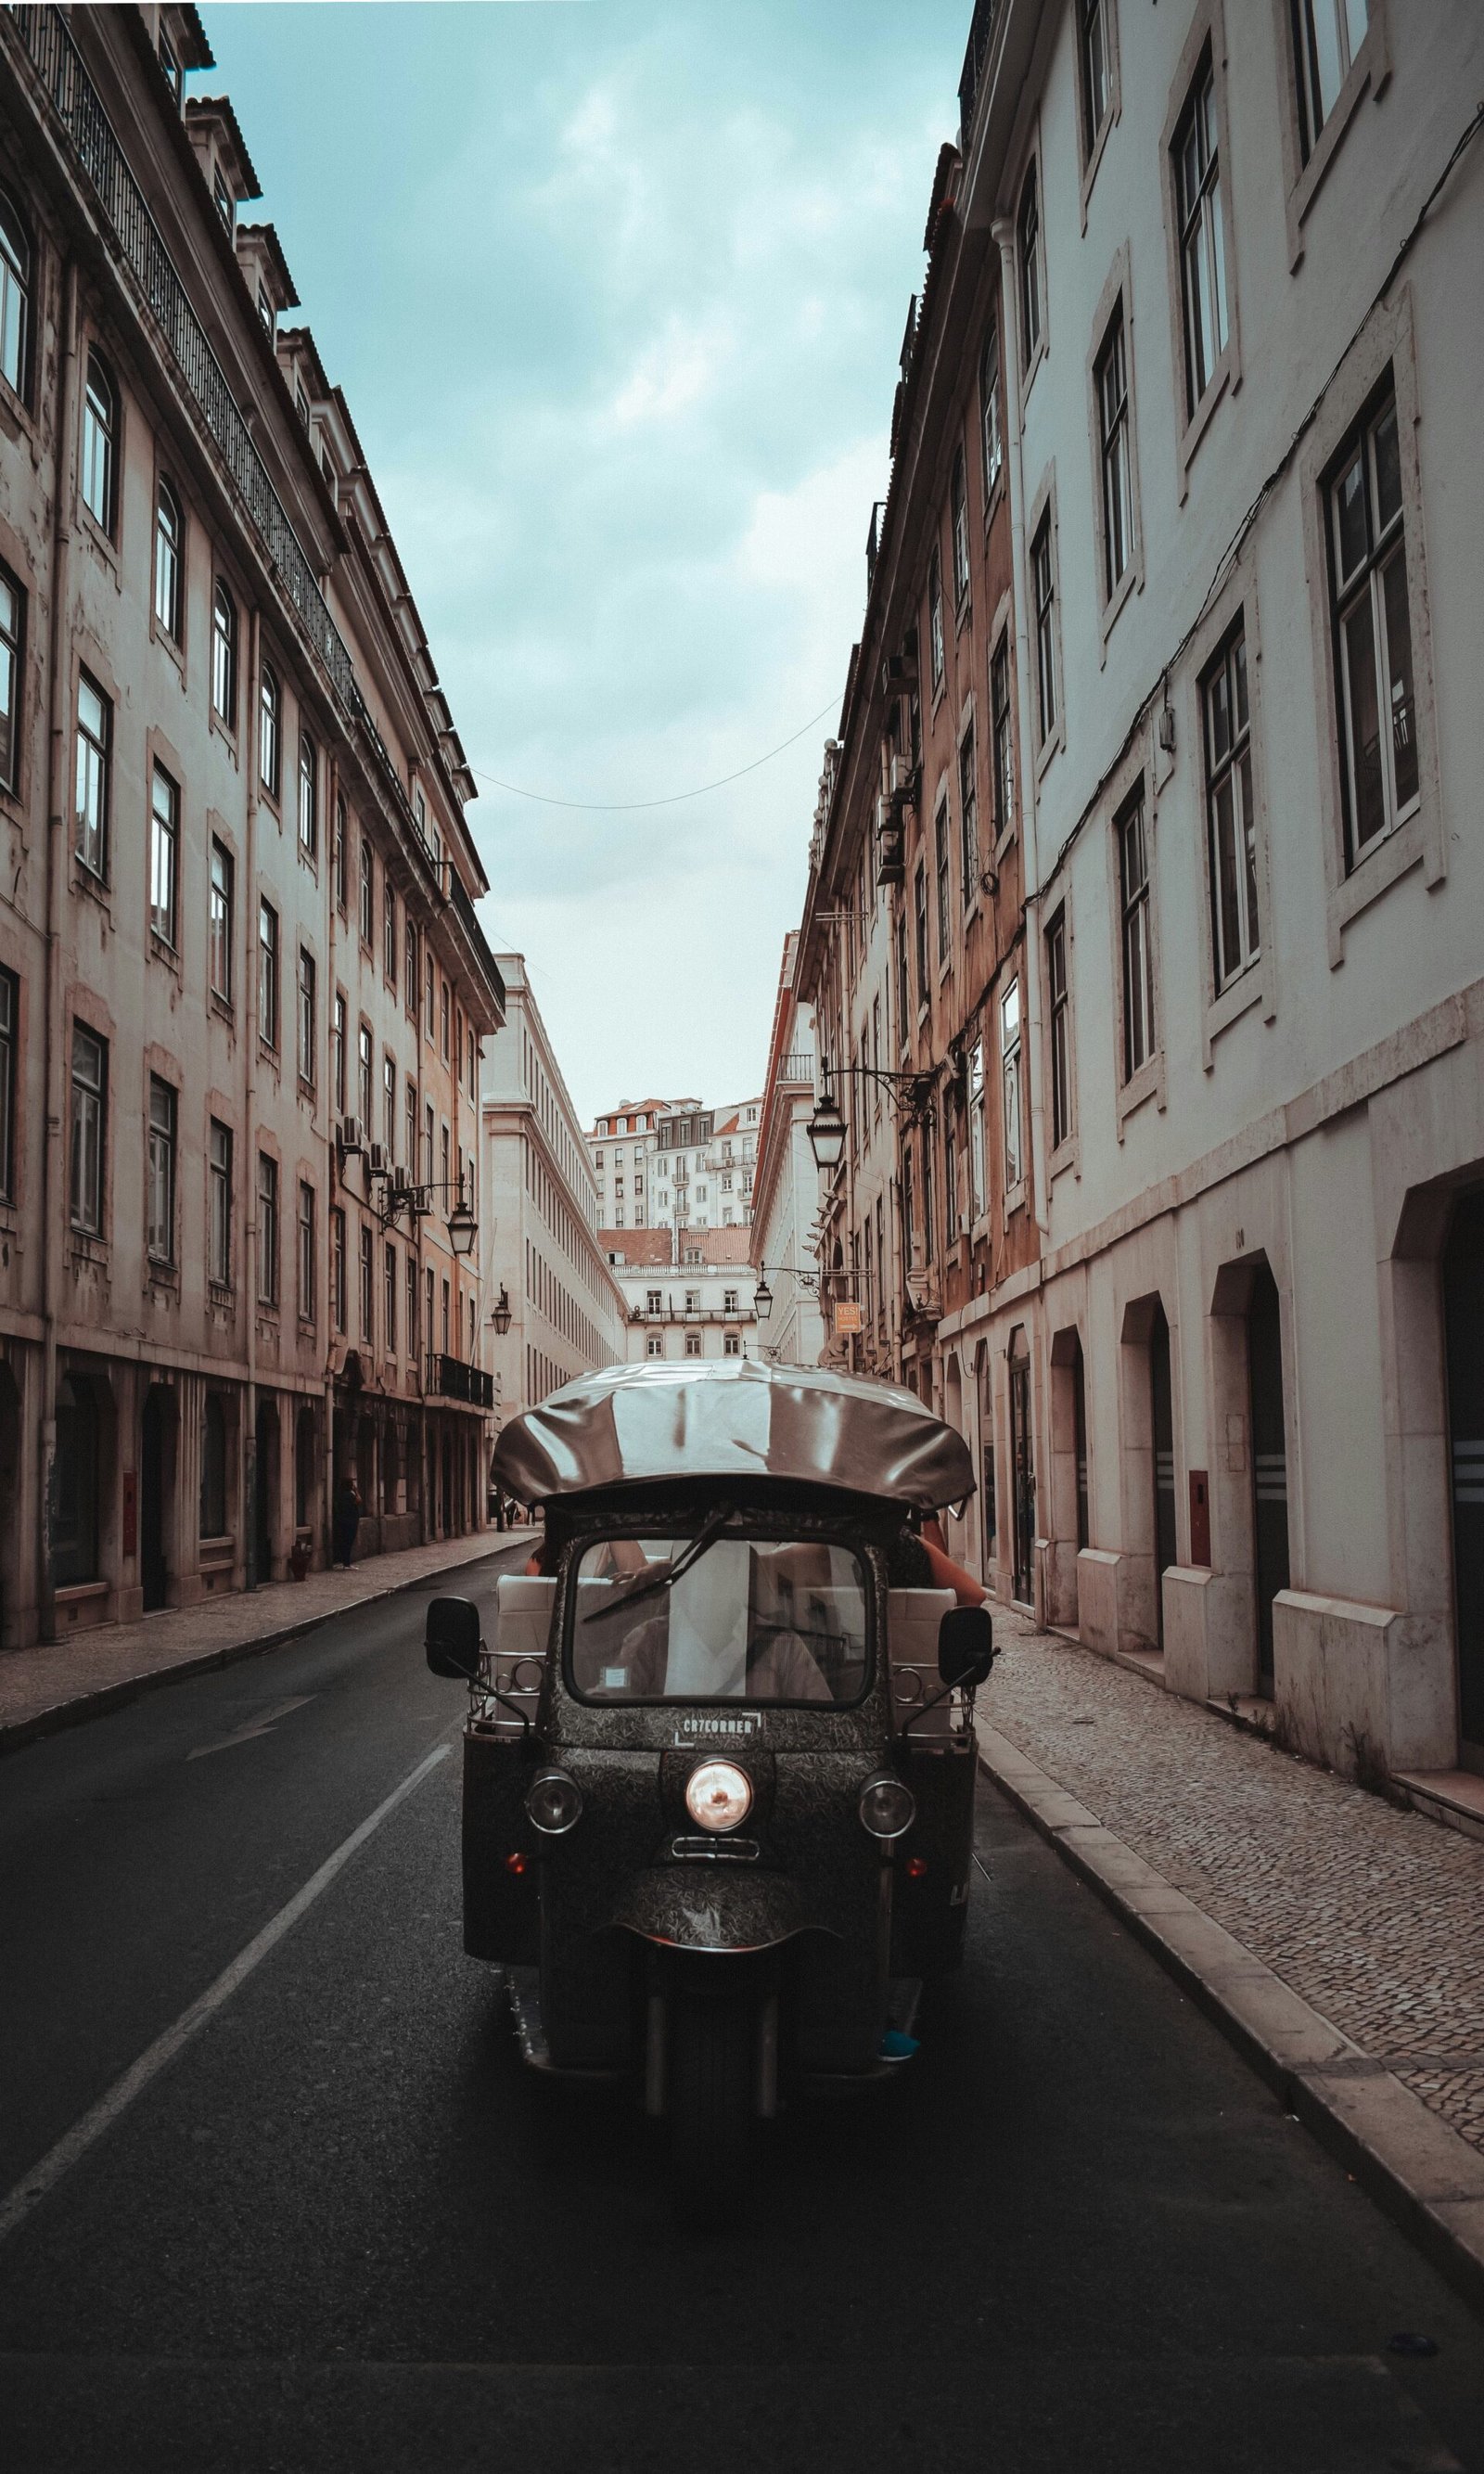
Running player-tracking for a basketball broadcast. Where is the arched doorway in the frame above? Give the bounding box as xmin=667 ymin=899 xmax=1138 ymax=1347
xmin=53 ymin=1373 xmax=100 ymax=1589
xmin=140 ymin=1385 xmax=172 ymax=1612
xmin=254 ymin=1397 xmax=278 ymax=1584
xmin=1444 ymin=1188 xmax=1484 ymax=1761
xmin=1149 ymin=1306 xmax=1177 ymax=1652
xmin=295 ymin=1404 xmax=317 ymax=1533
xmin=441 ymin=1429 xmax=454 ymax=1536
xmin=0 ymin=1362 xmax=20 ymax=1644
xmin=1008 ymin=1328 xmax=1035 ymax=1607
xmin=977 ymin=1341 xmax=997 ymax=1579
xmin=1248 ymin=1267 xmax=1289 ymax=1694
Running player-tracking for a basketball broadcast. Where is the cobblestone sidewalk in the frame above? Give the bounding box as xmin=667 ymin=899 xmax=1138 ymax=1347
xmin=981 ymin=1609 xmax=1484 ymax=2156
xmin=0 ymin=1528 xmax=536 ymax=1750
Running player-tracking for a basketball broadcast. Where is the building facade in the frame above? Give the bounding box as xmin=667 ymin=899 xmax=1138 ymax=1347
xmin=749 ymin=934 xmax=827 ymax=1371
xmin=480 ymin=953 xmax=627 ymax=1453
xmin=0 ymin=5 xmax=505 ymax=1646
xmin=797 ymin=0 xmax=1484 ymax=1791
xmin=587 ymin=1095 xmax=761 ymax=1233
xmin=601 ymin=1225 xmax=761 ymax=1365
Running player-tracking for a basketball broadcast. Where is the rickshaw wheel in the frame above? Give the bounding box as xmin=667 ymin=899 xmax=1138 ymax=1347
xmin=668 ymin=1991 xmax=756 ymax=2213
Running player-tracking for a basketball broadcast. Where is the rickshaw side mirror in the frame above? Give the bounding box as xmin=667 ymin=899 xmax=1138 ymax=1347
xmin=938 ymin=1604 xmax=994 ymax=1690
xmin=426 ymin=1595 xmax=482 ymax=1681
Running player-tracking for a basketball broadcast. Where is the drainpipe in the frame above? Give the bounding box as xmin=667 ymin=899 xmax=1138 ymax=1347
xmin=991 ymin=217 xmax=1051 ymax=1247
xmin=323 ymin=751 xmax=339 ymax=1569
xmin=243 ymin=607 xmax=262 ymax=1588
xmin=38 ymin=257 xmax=79 ymax=1647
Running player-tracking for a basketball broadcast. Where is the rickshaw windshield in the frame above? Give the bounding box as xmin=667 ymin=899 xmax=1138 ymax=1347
xmin=566 ymin=1532 xmax=871 ymax=1707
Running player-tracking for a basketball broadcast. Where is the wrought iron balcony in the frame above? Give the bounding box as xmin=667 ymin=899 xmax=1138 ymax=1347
xmin=957 ymin=0 xmax=1001 ymax=150
xmin=425 ymin=1352 xmax=494 ymax=1408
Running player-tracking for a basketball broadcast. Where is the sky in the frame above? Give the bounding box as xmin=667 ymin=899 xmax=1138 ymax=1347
xmin=202 ymin=0 xmax=969 ymax=1128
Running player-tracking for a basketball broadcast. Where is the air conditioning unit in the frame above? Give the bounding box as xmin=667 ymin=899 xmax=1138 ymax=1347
xmin=875 ymin=792 xmax=890 ymax=842
xmin=889 ymin=751 xmax=918 ymax=800
xmin=367 ymin=1142 xmax=391 ymax=1179
xmin=338 ymin=1115 xmax=365 ymax=1155
xmin=391 ymin=1163 xmax=412 ymax=1197
xmin=411 ymin=1186 xmax=434 ymax=1217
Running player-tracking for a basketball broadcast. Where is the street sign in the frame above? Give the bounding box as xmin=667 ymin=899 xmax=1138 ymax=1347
xmin=834 ymin=1301 xmax=863 ymax=1334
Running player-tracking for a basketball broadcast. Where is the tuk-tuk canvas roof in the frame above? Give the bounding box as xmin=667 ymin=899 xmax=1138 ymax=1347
xmin=493 ymin=1358 xmax=975 ymax=1512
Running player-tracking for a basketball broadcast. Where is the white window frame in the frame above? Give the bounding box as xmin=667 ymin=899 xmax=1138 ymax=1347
xmin=1086 ymin=250 xmax=1143 ymax=644
xmin=1075 ymin=0 xmax=1120 ymax=226
xmin=1273 ymin=0 xmax=1390 ymax=268
xmin=1160 ymin=2 xmax=1242 ymax=496
xmin=1026 ymin=469 xmax=1064 ymax=772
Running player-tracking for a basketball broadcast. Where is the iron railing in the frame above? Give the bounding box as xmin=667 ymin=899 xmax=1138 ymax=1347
xmin=957 ymin=0 xmax=1002 ymax=150
xmin=426 ymin=1352 xmax=494 ymax=1408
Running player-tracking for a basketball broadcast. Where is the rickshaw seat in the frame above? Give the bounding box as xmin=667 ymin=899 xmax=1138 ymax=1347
xmin=887 ymin=1588 xmax=956 ymax=1737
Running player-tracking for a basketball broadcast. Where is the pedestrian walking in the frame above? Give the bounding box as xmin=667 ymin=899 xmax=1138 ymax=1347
xmin=332 ymin=1472 xmax=363 ymax=1570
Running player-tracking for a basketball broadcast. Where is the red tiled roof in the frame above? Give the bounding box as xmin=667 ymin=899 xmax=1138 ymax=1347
xmin=597 ymin=1227 xmax=674 ymax=1267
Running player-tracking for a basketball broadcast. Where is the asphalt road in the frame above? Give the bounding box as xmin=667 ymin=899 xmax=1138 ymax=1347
xmin=2 ymin=1550 xmax=1482 ymax=2473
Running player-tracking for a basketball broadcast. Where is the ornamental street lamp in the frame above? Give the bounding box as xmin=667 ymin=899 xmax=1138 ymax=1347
xmin=806 ymin=1089 xmax=846 ymax=1172
xmin=447 ymin=1191 xmax=479 ymax=1258
xmin=753 ymin=1276 xmax=773 ymax=1322
xmin=491 ymin=1286 xmax=513 ymax=1337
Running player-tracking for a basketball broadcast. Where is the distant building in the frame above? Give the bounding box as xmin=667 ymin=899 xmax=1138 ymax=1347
xmin=601 ymin=1226 xmax=760 ymax=1364
xmin=481 ymin=957 xmax=628 ymax=1455
xmin=586 ymin=1095 xmax=761 ymax=1233
xmin=750 ymin=936 xmax=827 ymax=1369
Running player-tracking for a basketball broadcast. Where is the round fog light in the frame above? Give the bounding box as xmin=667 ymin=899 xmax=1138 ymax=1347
xmin=525 ymin=1767 xmax=583 ymax=1836
xmin=859 ymin=1771 xmax=915 ymax=1840
xmin=684 ymin=1759 xmax=753 ymax=1834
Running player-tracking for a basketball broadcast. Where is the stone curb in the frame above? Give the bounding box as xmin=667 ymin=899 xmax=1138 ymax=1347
xmin=976 ymin=1717 xmax=1484 ymax=2323
xmin=0 ymin=1533 xmax=537 ymax=1761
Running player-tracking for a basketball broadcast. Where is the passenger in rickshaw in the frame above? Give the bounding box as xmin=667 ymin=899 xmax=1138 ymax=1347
xmin=577 ymin=1537 xmax=833 ymax=1702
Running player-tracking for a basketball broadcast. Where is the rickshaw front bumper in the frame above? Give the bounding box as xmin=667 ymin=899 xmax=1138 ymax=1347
xmin=608 ymin=1865 xmax=827 ymax=1955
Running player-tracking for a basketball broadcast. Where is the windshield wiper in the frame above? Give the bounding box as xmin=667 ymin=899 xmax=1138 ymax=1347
xmin=582 ymin=1503 xmax=736 ymax=1624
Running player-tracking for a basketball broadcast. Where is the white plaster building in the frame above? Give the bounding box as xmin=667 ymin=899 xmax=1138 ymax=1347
xmin=600 ymin=1225 xmax=760 ymax=1365
xmin=939 ymin=0 xmax=1484 ymax=1794
xmin=587 ymin=1095 xmax=761 ymax=1235
xmin=749 ymin=933 xmax=827 ymax=1371
xmin=481 ymin=955 xmax=627 ymax=1450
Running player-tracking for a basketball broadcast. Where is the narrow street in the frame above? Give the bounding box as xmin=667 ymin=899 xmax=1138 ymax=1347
xmin=2 ymin=1556 xmax=1480 ymax=2473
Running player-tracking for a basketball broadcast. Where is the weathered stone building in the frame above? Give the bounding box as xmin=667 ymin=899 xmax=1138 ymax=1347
xmin=0 ymin=5 xmax=505 ymax=1645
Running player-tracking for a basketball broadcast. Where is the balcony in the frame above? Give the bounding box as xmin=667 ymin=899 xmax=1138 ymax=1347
xmin=425 ymin=1352 xmax=494 ymax=1408
xmin=957 ymin=0 xmax=1002 ymax=150
xmin=775 ymin=1053 xmax=814 ymax=1088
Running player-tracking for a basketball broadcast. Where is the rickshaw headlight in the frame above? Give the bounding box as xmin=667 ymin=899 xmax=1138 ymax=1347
xmin=525 ymin=1767 xmax=583 ymax=1836
xmin=859 ymin=1772 xmax=915 ymax=1840
xmin=684 ymin=1760 xmax=754 ymax=1834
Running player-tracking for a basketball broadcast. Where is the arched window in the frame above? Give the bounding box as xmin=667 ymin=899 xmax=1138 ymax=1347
xmin=297 ymin=730 xmax=317 ymax=856
xmin=199 ymin=1393 xmax=228 ymax=1539
xmin=211 ymin=580 xmax=237 ymax=726
xmin=0 ymin=187 xmax=32 ymax=404
xmin=81 ymin=349 xmax=118 ymax=534
xmin=259 ymin=663 xmax=280 ymax=800
xmin=154 ymin=476 xmax=182 ymax=640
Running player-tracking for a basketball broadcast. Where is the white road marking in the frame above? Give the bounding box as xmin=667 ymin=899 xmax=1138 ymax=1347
xmin=0 ymin=1738 xmax=451 ymax=2250
xmin=186 ymin=1694 xmax=318 ymax=1761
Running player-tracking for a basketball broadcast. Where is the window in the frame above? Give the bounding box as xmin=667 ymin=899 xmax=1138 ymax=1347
xmin=144 ymin=1076 xmax=176 ymax=1264
xmin=257 ymin=1154 xmax=279 ymax=1305
xmin=647 ymin=1335 xmax=663 ymax=1358
xmin=1017 ymin=164 xmax=1043 ymax=366
xmin=1118 ymin=791 xmax=1155 ymax=1080
xmin=358 ymin=1024 xmax=374 ymax=1127
xmin=1001 ymin=979 xmax=1023 ymax=1190
xmin=330 ymin=1206 xmax=347 ymax=1332
xmin=213 ymin=165 xmax=233 ymax=231
xmin=935 ymin=799 xmax=951 ymax=964
xmin=441 ymin=1276 xmax=451 ymax=1355
xmin=259 ymin=665 xmax=280 ymax=801
xmin=153 ymin=478 xmax=183 ymax=641
xmin=1031 ymin=512 xmax=1056 ymax=747
xmin=383 ymin=877 xmax=397 ymax=987
xmin=211 ymin=582 xmax=237 ymax=728
xmin=1202 ymin=624 xmax=1260 ymax=988
xmin=1293 ymin=0 xmax=1370 ymax=160
xmin=149 ymin=763 xmax=178 ymax=947
xmin=1095 ymin=304 xmax=1133 ymax=602
xmin=1327 ymin=381 xmax=1416 ymax=866
xmin=646 ymin=1288 xmax=661 ymax=1313
xmin=979 ymin=321 xmax=1003 ymax=502
xmin=425 ymin=955 xmax=436 ymax=1041
xmin=74 ymin=672 xmax=110 ymax=878
xmin=0 ymin=562 xmax=20 ymax=794
xmin=1047 ymin=909 xmax=1072 ymax=1151
xmin=298 ymin=1183 xmax=315 ymax=1321
xmin=0 ymin=966 xmax=15 ymax=1202
xmin=424 ymin=1100 xmax=434 ymax=1184
xmin=332 ymin=796 xmax=347 ymax=914
xmin=209 ymin=1120 xmax=232 ymax=1287
xmin=950 ymin=450 xmax=970 ymax=607
xmin=359 ymin=837 xmax=374 ymax=944
xmin=684 ymin=1332 xmax=701 ymax=1358
xmin=258 ymin=899 xmax=279 ymax=1047
xmin=902 ymin=1141 xmax=915 ymax=1268
xmin=382 ymin=1053 xmax=396 ymax=1150
xmin=968 ymin=1037 xmax=985 ymax=1221
xmin=914 ymin=861 xmax=928 ymax=1006
xmin=199 ymin=1396 xmax=227 ymax=1541
xmin=406 ymin=1255 xmax=417 ymax=1356
xmin=70 ymin=1024 xmax=107 ymax=1235
xmin=723 ymin=1334 xmax=741 ymax=1357
xmin=1174 ymin=51 xmax=1229 ymax=418
xmin=405 ymin=1080 xmax=417 ymax=1179
xmin=0 ymin=187 xmax=32 ymax=404
xmin=991 ymin=635 xmax=1014 ymax=841
xmin=360 ymin=1225 xmax=374 ymax=1344
xmin=1080 ymin=0 xmax=1112 ymax=157
xmin=404 ymin=919 xmax=418 ymax=1017
xmin=928 ymin=546 xmax=945 ymax=690
xmin=922 ymin=1127 xmax=935 ymax=1264
xmin=384 ymin=1241 xmax=398 ymax=1354
xmin=297 ymin=732 xmax=318 ymax=858
xmin=297 ymin=948 xmax=316 ymax=1088
xmin=81 ymin=351 xmax=117 ymax=533
xmin=257 ymin=283 xmax=274 ymax=334
xmin=441 ymin=980 xmax=451 ymax=1060
xmin=331 ymin=992 xmax=347 ymax=1116
xmin=958 ymin=726 xmax=979 ymax=905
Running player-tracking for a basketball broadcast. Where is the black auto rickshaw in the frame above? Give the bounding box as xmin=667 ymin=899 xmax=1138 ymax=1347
xmin=424 ymin=1358 xmax=993 ymax=2196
